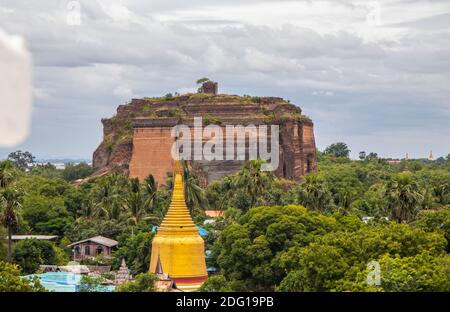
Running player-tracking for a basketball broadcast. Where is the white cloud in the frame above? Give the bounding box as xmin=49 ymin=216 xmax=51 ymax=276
xmin=0 ymin=0 xmax=449 ymax=158
xmin=113 ymin=85 xmax=133 ymax=98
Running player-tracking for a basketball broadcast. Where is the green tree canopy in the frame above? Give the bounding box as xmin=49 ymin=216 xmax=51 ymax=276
xmin=324 ymin=142 xmax=351 ymax=158
xmin=0 ymin=261 xmax=46 ymax=292
xmin=62 ymin=162 xmax=93 ymax=181
xmin=12 ymin=239 xmax=59 ymax=274
xmin=115 ymin=273 xmax=157 ymax=292
xmin=7 ymin=151 xmax=35 ymax=170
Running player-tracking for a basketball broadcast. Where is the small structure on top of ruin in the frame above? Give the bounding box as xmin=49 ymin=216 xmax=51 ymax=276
xmin=198 ymin=79 xmax=218 ymax=95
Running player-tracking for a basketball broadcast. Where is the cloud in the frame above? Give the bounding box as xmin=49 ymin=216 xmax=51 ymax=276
xmin=0 ymin=0 xmax=449 ymax=159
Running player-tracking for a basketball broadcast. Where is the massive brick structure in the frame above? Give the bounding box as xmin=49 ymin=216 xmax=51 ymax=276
xmin=92 ymin=91 xmax=317 ymax=187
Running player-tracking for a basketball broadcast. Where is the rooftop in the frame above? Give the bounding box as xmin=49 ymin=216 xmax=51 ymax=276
xmin=67 ymin=235 xmax=119 ymax=248
xmin=8 ymin=235 xmax=58 ymax=241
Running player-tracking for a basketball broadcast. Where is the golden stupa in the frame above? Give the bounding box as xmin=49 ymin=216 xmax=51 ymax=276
xmin=149 ymin=161 xmax=207 ymax=291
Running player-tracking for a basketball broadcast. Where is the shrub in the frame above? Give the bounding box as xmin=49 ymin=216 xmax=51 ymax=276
xmin=0 ymin=261 xmax=46 ymax=292
xmin=115 ymin=273 xmax=157 ymax=292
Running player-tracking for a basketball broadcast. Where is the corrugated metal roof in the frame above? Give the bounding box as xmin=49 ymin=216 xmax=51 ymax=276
xmin=9 ymin=235 xmax=58 ymax=240
xmin=67 ymin=235 xmax=118 ymax=247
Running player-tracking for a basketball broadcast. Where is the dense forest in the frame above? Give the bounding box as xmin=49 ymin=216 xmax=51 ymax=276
xmin=1 ymin=145 xmax=449 ymax=292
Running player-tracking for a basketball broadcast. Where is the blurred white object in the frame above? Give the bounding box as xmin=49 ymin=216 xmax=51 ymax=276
xmin=0 ymin=28 xmax=32 ymax=147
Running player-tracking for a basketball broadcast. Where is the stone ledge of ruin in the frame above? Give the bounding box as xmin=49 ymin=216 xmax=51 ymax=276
xmin=132 ymin=115 xmax=313 ymax=128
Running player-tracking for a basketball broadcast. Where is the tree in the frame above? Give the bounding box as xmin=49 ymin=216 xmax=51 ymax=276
xmin=196 ymin=77 xmax=210 ymax=85
xmin=212 ymin=205 xmax=337 ymax=291
xmin=0 ymin=261 xmax=46 ymax=292
xmin=205 ymin=176 xmax=235 ymax=210
xmin=7 ymin=151 xmax=35 ymax=170
xmin=78 ymin=275 xmax=110 ymax=292
xmin=115 ymin=273 xmax=157 ymax=292
xmin=324 ymin=143 xmax=350 ymax=158
xmin=385 ymin=172 xmax=424 ymax=223
xmin=12 ymin=239 xmax=58 ymax=274
xmin=124 ymin=178 xmax=148 ymax=226
xmin=88 ymin=173 xmax=130 ymax=221
xmin=433 ymin=183 xmax=449 ymax=205
xmin=276 ymin=222 xmax=446 ymax=291
xmin=143 ymin=175 xmax=158 ymax=212
xmin=182 ymin=162 xmax=208 ymax=214
xmin=94 ymin=184 xmax=118 ymax=219
xmin=112 ymin=232 xmax=153 ymax=275
xmin=21 ymin=194 xmax=71 ymax=236
xmin=0 ymin=160 xmax=18 ymax=188
xmin=64 ymin=219 xmax=124 ymax=242
xmin=414 ymin=205 xmax=450 ymax=252
xmin=234 ymin=160 xmax=274 ymax=210
xmin=0 ymin=186 xmax=22 ymax=263
xmin=199 ymin=275 xmax=232 ymax=292
xmin=359 ymin=151 xmax=366 ymax=160
xmin=334 ymin=253 xmax=450 ymax=292
xmin=294 ymin=174 xmax=333 ymax=213
xmin=30 ymin=163 xmax=62 ymax=179
xmin=366 ymin=152 xmax=379 ymax=161
xmin=277 ymin=244 xmax=349 ymax=292
xmin=62 ymin=163 xmax=93 ymax=181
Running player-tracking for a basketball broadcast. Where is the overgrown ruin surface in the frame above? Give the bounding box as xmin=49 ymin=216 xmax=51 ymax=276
xmin=92 ymin=93 xmax=317 ymax=186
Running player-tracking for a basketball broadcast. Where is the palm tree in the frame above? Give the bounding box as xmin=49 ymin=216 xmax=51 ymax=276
xmin=80 ymin=200 xmax=94 ymax=219
xmin=0 ymin=161 xmax=16 ymax=188
xmin=296 ymin=174 xmax=332 ymax=213
xmin=182 ymin=162 xmax=208 ymax=214
xmin=385 ymin=172 xmax=424 ymax=223
xmin=124 ymin=178 xmax=149 ymax=226
xmin=433 ymin=183 xmax=449 ymax=205
xmin=93 ymin=183 xmax=123 ymax=220
xmin=234 ymin=160 xmax=274 ymax=209
xmin=143 ymin=175 xmax=158 ymax=213
xmin=208 ymin=176 xmax=235 ymax=210
xmin=93 ymin=183 xmax=115 ymax=219
xmin=0 ymin=186 xmax=22 ymax=263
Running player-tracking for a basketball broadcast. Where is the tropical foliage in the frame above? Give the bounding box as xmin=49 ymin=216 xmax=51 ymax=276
xmin=0 ymin=146 xmax=449 ymax=292
xmin=0 ymin=261 xmax=46 ymax=292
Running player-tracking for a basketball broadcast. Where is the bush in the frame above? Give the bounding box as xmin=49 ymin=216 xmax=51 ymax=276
xmin=199 ymin=275 xmax=232 ymax=292
xmin=78 ymin=275 xmax=110 ymax=292
xmin=112 ymin=232 xmax=153 ymax=275
xmin=115 ymin=273 xmax=157 ymax=292
xmin=12 ymin=239 xmax=58 ymax=274
xmin=0 ymin=261 xmax=46 ymax=292
xmin=62 ymin=163 xmax=93 ymax=181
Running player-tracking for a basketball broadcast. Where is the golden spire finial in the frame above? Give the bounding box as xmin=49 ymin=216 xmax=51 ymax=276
xmin=174 ymin=160 xmax=183 ymax=176
xmin=428 ymin=150 xmax=433 ymax=161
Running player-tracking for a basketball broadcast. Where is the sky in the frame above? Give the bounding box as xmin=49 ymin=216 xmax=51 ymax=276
xmin=0 ymin=0 xmax=449 ymax=160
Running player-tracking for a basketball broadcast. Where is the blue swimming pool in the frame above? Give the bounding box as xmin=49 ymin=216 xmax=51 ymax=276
xmin=25 ymin=272 xmax=115 ymax=292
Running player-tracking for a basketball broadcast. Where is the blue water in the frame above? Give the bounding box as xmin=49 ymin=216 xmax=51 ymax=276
xmin=25 ymin=272 xmax=115 ymax=292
